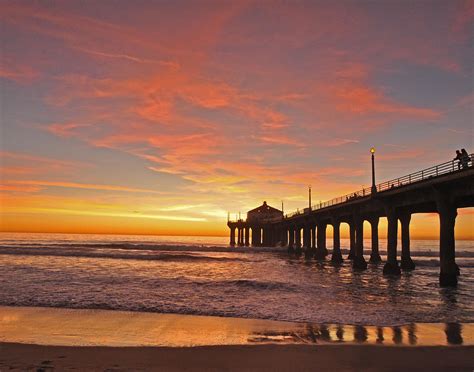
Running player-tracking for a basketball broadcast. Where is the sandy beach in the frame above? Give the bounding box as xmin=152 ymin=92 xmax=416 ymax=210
xmin=0 ymin=306 xmax=473 ymax=371
xmin=1 ymin=342 xmax=473 ymax=371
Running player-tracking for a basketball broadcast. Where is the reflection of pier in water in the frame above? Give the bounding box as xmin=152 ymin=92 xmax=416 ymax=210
xmin=248 ymin=323 xmax=471 ymax=346
xmin=228 ymin=153 xmax=474 ymax=287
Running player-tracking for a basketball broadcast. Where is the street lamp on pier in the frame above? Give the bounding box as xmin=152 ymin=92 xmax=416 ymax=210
xmin=308 ymin=185 xmax=312 ymax=211
xmin=370 ymin=147 xmax=377 ymax=194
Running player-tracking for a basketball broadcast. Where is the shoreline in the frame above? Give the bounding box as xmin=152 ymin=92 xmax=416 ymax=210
xmin=2 ymin=230 xmax=474 ymax=241
xmin=1 ymin=306 xmax=472 ymax=347
xmin=1 ymin=306 xmax=473 ymax=371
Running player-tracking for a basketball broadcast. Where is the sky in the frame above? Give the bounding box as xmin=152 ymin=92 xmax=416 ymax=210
xmin=0 ymin=0 xmax=473 ymax=238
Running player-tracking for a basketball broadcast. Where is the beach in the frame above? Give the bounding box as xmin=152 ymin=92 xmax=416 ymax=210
xmin=2 ymin=0 xmax=473 ymax=368
xmin=1 ymin=234 xmax=473 ymax=370
xmin=2 ymin=343 xmax=474 ymax=372
xmin=0 ymin=306 xmax=473 ymax=371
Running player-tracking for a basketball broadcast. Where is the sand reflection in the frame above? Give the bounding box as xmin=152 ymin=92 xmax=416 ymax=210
xmin=0 ymin=306 xmax=471 ymax=347
xmin=248 ymin=323 xmax=471 ymax=346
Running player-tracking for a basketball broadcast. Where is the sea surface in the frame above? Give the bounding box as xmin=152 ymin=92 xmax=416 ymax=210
xmin=0 ymin=232 xmax=473 ymax=326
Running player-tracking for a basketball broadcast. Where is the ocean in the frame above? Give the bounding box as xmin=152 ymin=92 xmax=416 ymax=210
xmin=0 ymin=232 xmax=473 ymax=326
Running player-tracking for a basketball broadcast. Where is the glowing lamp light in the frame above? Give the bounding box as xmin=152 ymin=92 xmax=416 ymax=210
xmin=370 ymin=147 xmax=376 ymax=193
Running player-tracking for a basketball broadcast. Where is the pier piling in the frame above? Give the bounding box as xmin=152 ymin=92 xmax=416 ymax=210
xmin=383 ymin=209 xmax=401 ymax=275
xmin=369 ymin=216 xmax=382 ymax=263
xmin=400 ymin=212 xmax=415 ymax=271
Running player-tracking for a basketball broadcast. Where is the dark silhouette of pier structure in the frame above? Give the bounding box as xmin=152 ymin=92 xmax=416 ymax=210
xmin=227 ymin=152 xmax=474 ymax=287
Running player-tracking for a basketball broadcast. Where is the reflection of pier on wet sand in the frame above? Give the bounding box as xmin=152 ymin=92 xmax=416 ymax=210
xmin=1 ymin=307 xmax=473 ymax=372
xmin=0 ymin=306 xmax=472 ymax=347
xmin=248 ymin=322 xmax=471 ymax=346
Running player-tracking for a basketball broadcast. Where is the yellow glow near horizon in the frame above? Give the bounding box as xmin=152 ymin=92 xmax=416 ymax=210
xmin=1 ymin=207 xmax=473 ymax=240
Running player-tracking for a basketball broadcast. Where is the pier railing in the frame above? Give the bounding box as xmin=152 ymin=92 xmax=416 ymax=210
xmin=229 ymin=153 xmax=473 ymax=223
xmin=284 ymin=153 xmax=474 ymax=219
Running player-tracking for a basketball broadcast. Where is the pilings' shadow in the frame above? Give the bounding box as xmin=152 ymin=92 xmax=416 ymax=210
xmin=445 ymin=323 xmax=463 ymax=345
xmin=392 ymin=326 xmax=403 ymax=344
xmin=248 ymin=322 xmax=464 ymax=346
xmin=354 ymin=325 xmax=368 ymax=343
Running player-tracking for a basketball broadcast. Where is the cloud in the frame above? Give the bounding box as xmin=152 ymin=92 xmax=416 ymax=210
xmin=73 ymin=47 xmax=180 ymax=68
xmin=46 ymin=122 xmax=92 ymax=138
xmin=159 ymin=204 xmax=207 ymax=212
xmin=0 ymin=151 xmax=90 ymax=177
xmin=0 ymin=56 xmax=38 ymax=83
xmin=330 ymin=83 xmax=440 ymax=118
xmin=377 ymin=149 xmax=425 ymax=161
xmin=3 ymin=180 xmax=163 ymax=194
xmin=451 ymin=0 xmax=474 ymax=35
xmin=258 ymin=135 xmax=301 ymax=146
xmin=322 ymin=138 xmax=360 ymax=147
xmin=31 ymin=208 xmax=207 ymax=222
xmin=0 ymin=184 xmax=43 ymax=193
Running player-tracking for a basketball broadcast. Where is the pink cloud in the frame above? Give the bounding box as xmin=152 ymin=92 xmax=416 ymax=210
xmin=3 ymin=180 xmax=163 ymax=194
xmin=322 ymin=138 xmax=360 ymax=147
xmin=258 ymin=135 xmax=301 ymax=146
xmin=46 ymin=123 xmax=92 ymax=138
xmin=0 ymin=151 xmax=90 ymax=176
xmin=330 ymin=83 xmax=440 ymax=118
xmin=0 ymin=56 xmax=38 ymax=83
xmin=451 ymin=0 xmax=474 ymax=35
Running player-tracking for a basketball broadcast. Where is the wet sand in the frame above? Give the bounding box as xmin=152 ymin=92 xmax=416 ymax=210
xmin=0 ymin=306 xmax=473 ymax=371
xmin=1 ymin=306 xmax=473 ymax=347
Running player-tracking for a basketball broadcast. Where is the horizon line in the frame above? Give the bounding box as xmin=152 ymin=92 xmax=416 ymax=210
xmin=1 ymin=230 xmax=473 ymax=241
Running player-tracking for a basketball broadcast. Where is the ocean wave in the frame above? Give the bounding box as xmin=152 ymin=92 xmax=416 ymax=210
xmin=0 ymin=242 xmax=281 ymax=253
xmin=1 ymin=243 xmax=473 ymax=258
xmin=211 ymin=279 xmax=300 ymax=292
xmin=414 ymin=259 xmax=474 ymax=268
xmin=0 ymin=247 xmax=249 ymax=263
xmin=337 ymin=248 xmax=474 ymax=258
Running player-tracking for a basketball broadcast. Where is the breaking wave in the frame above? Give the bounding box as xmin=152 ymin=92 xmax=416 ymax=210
xmin=0 ymin=242 xmax=473 ymax=262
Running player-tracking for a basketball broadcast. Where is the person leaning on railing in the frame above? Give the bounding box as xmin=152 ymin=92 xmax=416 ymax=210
xmin=454 ymin=150 xmax=463 ymax=170
xmin=460 ymin=149 xmax=471 ymax=169
xmin=454 ymin=149 xmax=471 ymax=170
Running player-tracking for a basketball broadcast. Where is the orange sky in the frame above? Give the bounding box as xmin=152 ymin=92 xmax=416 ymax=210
xmin=0 ymin=1 xmax=473 ymax=239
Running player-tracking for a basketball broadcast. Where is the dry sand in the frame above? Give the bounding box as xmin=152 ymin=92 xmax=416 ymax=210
xmin=1 ymin=343 xmax=473 ymax=371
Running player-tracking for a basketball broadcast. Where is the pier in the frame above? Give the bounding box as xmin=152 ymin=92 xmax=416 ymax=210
xmin=228 ymin=152 xmax=474 ymax=287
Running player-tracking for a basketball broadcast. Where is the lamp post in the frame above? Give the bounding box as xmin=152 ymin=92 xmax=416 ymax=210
xmin=370 ymin=147 xmax=377 ymax=194
xmin=308 ymin=185 xmax=312 ymax=211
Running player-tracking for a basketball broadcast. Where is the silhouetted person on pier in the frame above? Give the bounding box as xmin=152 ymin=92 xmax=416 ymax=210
xmin=454 ymin=150 xmax=463 ymax=169
xmin=460 ymin=148 xmax=470 ymax=169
